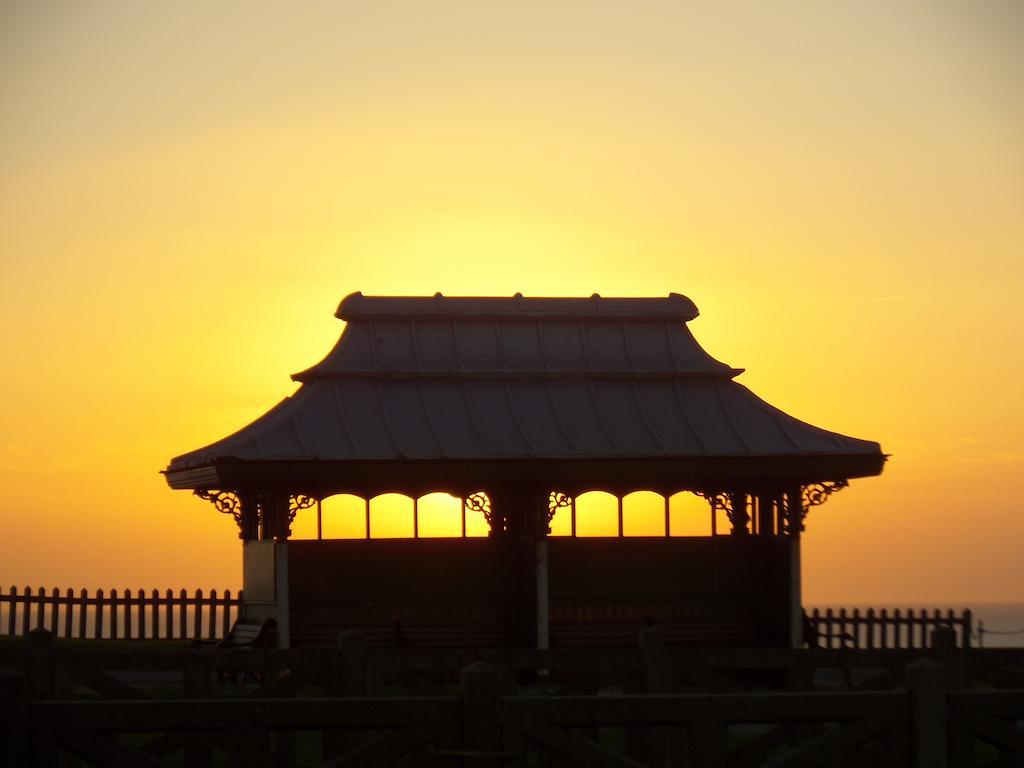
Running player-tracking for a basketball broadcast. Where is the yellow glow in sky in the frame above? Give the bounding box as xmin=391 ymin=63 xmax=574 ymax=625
xmin=0 ymin=1 xmax=1022 ymax=603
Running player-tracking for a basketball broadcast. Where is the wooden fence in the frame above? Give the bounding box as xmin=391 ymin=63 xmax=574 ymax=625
xmin=0 ymin=586 xmax=244 ymax=641
xmin=2 ymin=627 xmax=1022 ymax=766
xmin=804 ymin=606 xmax=973 ymax=649
xmin=0 ymin=593 xmax=978 ymax=651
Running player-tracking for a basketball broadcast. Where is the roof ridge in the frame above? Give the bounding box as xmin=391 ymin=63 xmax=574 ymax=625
xmin=336 ymin=292 xmax=699 ymax=322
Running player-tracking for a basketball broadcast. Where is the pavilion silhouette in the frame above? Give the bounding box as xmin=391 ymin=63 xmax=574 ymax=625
xmin=165 ymin=292 xmax=885 ymax=649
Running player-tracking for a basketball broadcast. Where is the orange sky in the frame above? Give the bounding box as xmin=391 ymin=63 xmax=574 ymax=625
xmin=1 ymin=2 xmax=1022 ymax=604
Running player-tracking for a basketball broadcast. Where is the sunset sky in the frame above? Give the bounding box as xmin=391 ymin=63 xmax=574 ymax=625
xmin=1 ymin=1 xmax=1021 ymax=604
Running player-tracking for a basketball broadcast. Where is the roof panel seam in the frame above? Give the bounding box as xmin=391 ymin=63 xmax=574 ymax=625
xmin=290 ymin=417 xmax=311 ymax=456
xmin=503 ymin=381 xmax=537 ymax=456
xmin=494 ymin=320 xmax=507 ymax=370
xmin=622 ymin=321 xmax=638 ymax=371
xmin=373 ymin=380 xmax=406 ymax=457
xmin=452 ymin=319 xmax=465 ymax=371
xmin=579 ymin=322 xmax=594 ymax=371
xmin=368 ymin=320 xmax=380 ymax=369
xmin=536 ymin=320 xmax=552 ymax=372
xmin=629 ymin=382 xmax=667 ymax=454
xmin=588 ymin=380 xmax=623 ymax=455
xmin=767 ymin=405 xmax=803 ymax=451
xmin=544 ymin=381 xmax=578 ymax=452
xmin=671 ymin=381 xmax=709 ymax=451
xmin=460 ymin=380 xmax=494 ymax=456
xmin=714 ymin=380 xmax=752 ymax=452
xmin=416 ymin=381 xmax=447 ymax=457
xmin=331 ymin=383 xmax=362 ymax=458
xmin=409 ymin=319 xmax=423 ymax=373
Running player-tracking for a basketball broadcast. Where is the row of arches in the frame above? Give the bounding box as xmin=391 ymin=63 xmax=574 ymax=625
xmin=290 ymin=491 xmax=725 ymax=540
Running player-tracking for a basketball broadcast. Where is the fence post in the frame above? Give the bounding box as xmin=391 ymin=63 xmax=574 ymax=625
xmin=907 ymin=658 xmax=947 ymax=768
xmin=0 ymin=666 xmax=27 ymax=767
xmin=930 ymin=627 xmax=964 ymax=690
xmin=461 ymin=662 xmax=501 ymax=768
xmin=262 ymin=649 xmax=294 ymax=767
xmin=640 ymin=626 xmax=683 ymax=766
xmin=338 ymin=630 xmax=368 ymax=755
xmin=338 ymin=630 xmax=367 ymax=697
xmin=28 ymin=628 xmax=54 ymax=701
xmin=639 ymin=626 xmax=668 ymax=693
xmin=184 ymin=651 xmax=213 ymax=768
xmin=28 ymin=628 xmax=57 ymax=765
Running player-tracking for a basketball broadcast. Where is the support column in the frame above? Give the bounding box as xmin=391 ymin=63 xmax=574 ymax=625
xmin=242 ymin=492 xmax=291 ymax=648
xmin=728 ymin=492 xmax=750 ymax=534
xmin=787 ymin=486 xmax=803 ymax=648
xmin=493 ymin=487 xmax=540 ymax=648
xmin=756 ymin=494 xmax=775 ymax=536
xmin=536 ymin=539 xmax=549 ymax=650
xmin=239 ymin=493 xmax=259 ymax=541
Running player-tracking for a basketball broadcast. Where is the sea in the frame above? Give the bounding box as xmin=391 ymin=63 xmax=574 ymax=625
xmin=808 ymin=602 xmax=1024 ymax=648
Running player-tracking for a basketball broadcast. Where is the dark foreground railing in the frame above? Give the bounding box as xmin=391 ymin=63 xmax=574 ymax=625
xmin=1 ymin=626 xmax=1022 ymax=766
xmin=0 ymin=585 xmax=244 ymax=640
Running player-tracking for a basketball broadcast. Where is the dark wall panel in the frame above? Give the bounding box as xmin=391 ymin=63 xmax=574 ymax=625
xmin=287 ymin=536 xmax=792 ymax=647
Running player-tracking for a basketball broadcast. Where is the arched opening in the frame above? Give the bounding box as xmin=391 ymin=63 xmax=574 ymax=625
xmin=669 ymin=491 xmax=714 ymax=536
xmin=417 ymin=492 xmax=462 ymax=538
xmin=318 ymin=494 xmax=368 ymax=539
xmin=622 ymin=491 xmax=666 ymax=536
xmin=574 ymin=491 xmax=619 ymax=537
xmin=369 ymin=493 xmax=414 ymax=538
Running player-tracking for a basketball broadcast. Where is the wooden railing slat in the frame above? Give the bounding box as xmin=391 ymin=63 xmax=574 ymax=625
xmin=77 ymin=589 xmax=87 ymax=639
xmin=63 ymin=588 xmax=73 ymax=640
xmin=21 ymin=586 xmax=32 ymax=636
xmin=209 ymin=589 xmax=218 ymax=641
xmin=222 ymin=590 xmax=231 ymax=638
xmin=35 ymin=585 xmax=46 ymax=631
xmin=95 ymin=588 xmax=105 ymax=640
xmin=125 ymin=589 xmax=133 ymax=640
xmin=5 ymin=586 xmax=15 ymax=635
xmin=193 ymin=589 xmax=203 ymax=640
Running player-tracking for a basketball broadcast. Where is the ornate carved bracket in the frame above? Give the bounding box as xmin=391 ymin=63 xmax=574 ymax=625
xmin=786 ymin=481 xmax=849 ymax=534
xmin=194 ymin=490 xmax=243 ymax=537
xmin=802 ymin=481 xmax=848 ymax=509
xmin=697 ymin=491 xmax=750 ymax=534
xmin=465 ymin=492 xmax=498 ymax=533
xmin=546 ymin=492 xmax=572 ymax=534
xmin=285 ymin=494 xmax=317 ymax=538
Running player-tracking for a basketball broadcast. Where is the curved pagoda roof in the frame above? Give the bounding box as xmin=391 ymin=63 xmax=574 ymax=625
xmin=165 ymin=293 xmax=885 ymax=494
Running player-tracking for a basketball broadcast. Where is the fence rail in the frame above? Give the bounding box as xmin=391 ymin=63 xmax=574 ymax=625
xmin=804 ymin=606 xmax=973 ymax=649
xmin=0 ymin=586 xmax=244 ymax=640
